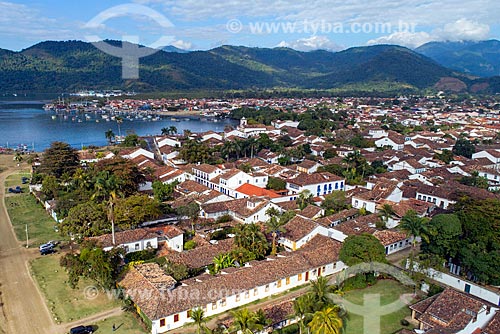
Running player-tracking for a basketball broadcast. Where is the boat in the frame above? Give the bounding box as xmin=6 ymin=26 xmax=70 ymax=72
xmin=51 ymin=115 xmax=57 ymax=120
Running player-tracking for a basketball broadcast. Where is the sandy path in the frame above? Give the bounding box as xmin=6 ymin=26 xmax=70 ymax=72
xmin=0 ymin=156 xmax=55 ymax=333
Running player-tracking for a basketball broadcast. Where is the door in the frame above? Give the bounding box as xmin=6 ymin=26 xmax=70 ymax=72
xmin=305 ymin=271 xmax=309 ymax=281
xmin=464 ymin=284 xmax=471 ymax=293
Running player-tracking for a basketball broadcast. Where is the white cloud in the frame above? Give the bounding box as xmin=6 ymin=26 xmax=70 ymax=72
xmin=368 ymin=18 xmax=491 ymax=48
xmin=277 ymin=36 xmax=343 ymax=51
xmin=437 ymin=18 xmax=490 ymax=41
xmin=171 ymin=39 xmax=192 ymax=50
xmin=367 ymin=31 xmax=433 ymax=48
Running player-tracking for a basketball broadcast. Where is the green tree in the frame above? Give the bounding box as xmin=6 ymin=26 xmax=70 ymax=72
xmin=460 ymin=171 xmax=489 ymax=189
xmin=41 ymin=174 xmax=59 ymax=199
xmin=233 ymin=223 xmax=268 ymax=259
xmin=60 ymin=201 xmax=108 ymax=237
xmin=321 ymin=191 xmax=349 ymax=215
xmin=308 ymin=307 xmax=343 ymax=334
xmin=266 ymin=176 xmax=287 ymax=191
xmin=212 ymin=253 xmax=235 ymax=274
xmin=452 ymin=138 xmax=475 ymax=158
xmin=164 ymin=261 xmax=189 ymax=281
xmin=190 ymin=308 xmax=207 ymax=334
xmin=297 ymin=190 xmax=314 ymax=210
xmin=230 ymin=308 xmax=262 ymax=334
xmin=424 ymin=214 xmax=462 ymax=259
xmin=399 ymin=210 xmax=432 ymax=250
xmin=309 ymin=276 xmax=338 ymax=310
xmin=434 ymin=149 xmax=454 ymax=164
xmin=105 ymin=129 xmax=115 ymax=144
xmin=293 ymin=294 xmax=315 ymax=334
xmin=114 ymin=194 xmax=162 ymax=229
xmin=339 ymin=234 xmax=387 ymax=266
xmin=265 ymin=208 xmax=287 ymax=255
xmin=177 ymin=202 xmax=201 ymax=232
xmin=38 ymin=141 xmax=80 ymax=179
xmin=152 ymin=180 xmax=177 ymax=202
xmin=377 ymin=203 xmax=395 ymax=228
xmin=122 ymin=133 xmax=140 ymax=147
xmin=93 ymin=157 xmax=145 ymax=197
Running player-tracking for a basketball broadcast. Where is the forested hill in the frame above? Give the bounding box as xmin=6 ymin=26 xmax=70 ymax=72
xmin=1 ymin=40 xmax=499 ymax=94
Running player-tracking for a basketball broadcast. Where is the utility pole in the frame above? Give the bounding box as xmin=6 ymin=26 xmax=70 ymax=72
xmin=25 ymin=224 xmax=29 ymax=248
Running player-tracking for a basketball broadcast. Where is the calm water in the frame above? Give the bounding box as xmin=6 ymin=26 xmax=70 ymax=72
xmin=0 ymin=104 xmax=237 ymax=151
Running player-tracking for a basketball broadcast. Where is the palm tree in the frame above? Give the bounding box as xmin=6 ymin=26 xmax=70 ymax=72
xmin=213 ymin=253 xmax=235 ymax=274
xmin=310 ymin=276 xmax=336 ymax=309
xmin=308 ymin=307 xmax=343 ymax=334
xmin=293 ymin=294 xmax=315 ymax=334
xmin=265 ymin=208 xmax=287 ymax=255
xmin=92 ymin=171 xmax=123 ymax=246
xmin=399 ymin=210 xmax=432 ymax=250
xmin=105 ymin=129 xmax=115 ymax=144
xmin=297 ymin=190 xmax=313 ymax=210
xmin=169 ymin=126 xmax=177 ymax=135
xmin=161 ymin=127 xmax=169 ymax=135
xmin=230 ymin=308 xmax=262 ymax=334
xmin=190 ymin=307 xmax=207 ymax=334
xmin=115 ymin=116 xmax=123 ymax=138
xmin=378 ymin=203 xmax=395 ymax=228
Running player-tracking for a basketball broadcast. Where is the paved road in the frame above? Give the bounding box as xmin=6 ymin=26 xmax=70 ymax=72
xmin=0 ymin=157 xmax=55 ymax=334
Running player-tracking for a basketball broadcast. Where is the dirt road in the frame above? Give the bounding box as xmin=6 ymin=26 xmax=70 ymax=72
xmin=0 ymin=156 xmax=55 ymax=333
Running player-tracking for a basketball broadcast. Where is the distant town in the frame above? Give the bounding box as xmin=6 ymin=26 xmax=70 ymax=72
xmin=1 ymin=94 xmax=500 ymax=334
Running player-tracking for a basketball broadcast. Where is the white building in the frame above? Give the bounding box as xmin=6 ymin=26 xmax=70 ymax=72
xmin=286 ymin=172 xmax=344 ymax=197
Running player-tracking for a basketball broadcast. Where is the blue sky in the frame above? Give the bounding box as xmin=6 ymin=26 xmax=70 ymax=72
xmin=1 ymin=0 xmax=499 ymax=51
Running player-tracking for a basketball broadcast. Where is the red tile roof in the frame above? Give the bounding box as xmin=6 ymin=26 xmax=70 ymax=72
xmin=235 ymin=183 xmax=281 ymax=198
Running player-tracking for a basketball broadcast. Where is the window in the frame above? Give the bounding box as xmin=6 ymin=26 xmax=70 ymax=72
xmin=146 ymin=241 xmax=152 ymax=248
xmin=265 ymin=284 xmax=270 ymax=292
xmin=298 ymin=273 xmax=302 ymax=281
xmin=277 ymin=280 xmax=282 ymax=288
xmin=160 ymin=319 xmax=166 ymax=327
xmin=174 ymin=314 xmax=179 ymax=322
xmin=212 ymin=303 xmax=217 ymax=310
xmin=286 ymin=277 xmax=290 ymax=285
xmin=245 ymin=291 xmax=250 ymax=299
xmin=135 ymin=243 xmax=140 ymax=250
xmin=254 ymin=288 xmax=258 ymax=296
xmin=236 ymin=294 xmax=240 ymax=302
xmin=220 ymin=299 xmax=226 ymax=307
xmin=335 ymin=183 xmax=338 ymax=190
xmin=187 ymin=310 xmax=192 ymax=318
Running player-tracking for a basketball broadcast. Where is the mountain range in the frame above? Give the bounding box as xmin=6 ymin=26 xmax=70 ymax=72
xmin=0 ymin=40 xmax=499 ymax=94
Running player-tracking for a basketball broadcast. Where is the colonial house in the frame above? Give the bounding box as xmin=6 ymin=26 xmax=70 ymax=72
xmin=374 ymin=131 xmax=405 ymax=150
xmin=373 ymin=230 xmax=412 ymax=255
xmin=91 ymin=228 xmax=159 ymax=253
xmin=279 ymin=216 xmax=330 ymax=251
xmin=297 ymin=160 xmax=322 ymax=174
xmin=200 ymin=197 xmax=278 ymax=224
xmin=286 ymin=172 xmax=345 ymax=197
xmin=119 ymin=235 xmax=346 ymax=333
xmin=351 ymin=180 xmax=403 ymax=213
xmin=409 ymin=288 xmax=499 ymax=333
xmin=472 ymin=149 xmax=500 ymax=166
xmin=192 ymin=164 xmax=222 ymax=188
xmin=391 ymin=159 xmax=427 ymax=174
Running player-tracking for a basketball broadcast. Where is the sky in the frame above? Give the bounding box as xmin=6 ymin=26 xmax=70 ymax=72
xmin=0 ymin=0 xmax=499 ymax=52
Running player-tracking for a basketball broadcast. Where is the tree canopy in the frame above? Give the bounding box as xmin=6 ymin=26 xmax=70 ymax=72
xmin=339 ymin=234 xmax=387 ymax=266
xmin=38 ymin=141 xmax=80 ymax=179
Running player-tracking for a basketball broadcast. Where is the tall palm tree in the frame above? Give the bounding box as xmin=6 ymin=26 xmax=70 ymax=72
xmin=168 ymin=126 xmax=177 ymax=135
xmin=213 ymin=253 xmax=235 ymax=274
xmin=378 ymin=203 xmax=395 ymax=228
xmin=399 ymin=210 xmax=432 ymax=250
xmin=105 ymin=129 xmax=115 ymax=144
xmin=293 ymin=294 xmax=315 ymax=334
xmin=265 ymin=208 xmax=287 ymax=255
xmin=115 ymin=116 xmax=123 ymax=138
xmin=310 ymin=276 xmax=336 ymax=309
xmin=190 ymin=307 xmax=207 ymax=334
xmin=92 ymin=171 xmax=123 ymax=246
xmin=308 ymin=307 xmax=343 ymax=334
xmin=230 ymin=308 xmax=262 ymax=334
xmin=297 ymin=190 xmax=313 ymax=210
xmin=161 ymin=127 xmax=169 ymax=135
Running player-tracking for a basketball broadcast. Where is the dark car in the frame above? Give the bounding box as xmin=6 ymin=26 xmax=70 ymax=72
xmin=40 ymin=247 xmax=55 ymax=255
xmin=69 ymin=325 xmax=93 ymax=334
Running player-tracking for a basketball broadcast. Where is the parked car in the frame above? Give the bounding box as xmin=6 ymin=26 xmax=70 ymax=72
xmin=69 ymin=325 xmax=94 ymax=334
xmin=40 ymin=247 xmax=55 ymax=255
xmin=39 ymin=242 xmax=55 ymax=251
xmin=7 ymin=187 xmax=22 ymax=194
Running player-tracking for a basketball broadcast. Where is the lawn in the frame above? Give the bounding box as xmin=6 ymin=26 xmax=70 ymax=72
xmin=91 ymin=312 xmax=148 ymax=334
xmin=30 ymin=254 xmax=121 ymax=324
xmin=343 ymin=279 xmax=416 ymax=334
xmin=4 ymin=174 xmax=60 ymax=246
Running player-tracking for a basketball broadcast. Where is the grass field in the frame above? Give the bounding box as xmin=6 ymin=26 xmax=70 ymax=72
xmin=343 ymin=279 xmax=416 ymax=334
xmin=4 ymin=173 xmax=60 ymax=246
xmin=30 ymin=254 xmax=121 ymax=324
xmin=91 ymin=312 xmax=148 ymax=334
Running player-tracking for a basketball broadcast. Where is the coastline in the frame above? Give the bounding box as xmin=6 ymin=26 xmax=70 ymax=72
xmin=156 ymin=109 xmax=203 ymax=117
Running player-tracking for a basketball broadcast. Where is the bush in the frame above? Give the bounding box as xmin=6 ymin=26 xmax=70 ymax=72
xmin=216 ymin=214 xmax=233 ymax=224
xmin=342 ymin=273 xmax=377 ymax=291
xmin=124 ymin=249 xmax=156 ymax=262
xmin=184 ymin=240 xmax=197 ymax=250
xmin=400 ymin=319 xmax=410 ymax=326
xmin=427 ymin=283 xmax=444 ymax=297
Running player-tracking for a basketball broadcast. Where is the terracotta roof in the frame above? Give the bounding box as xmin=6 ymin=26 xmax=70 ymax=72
xmin=482 ymin=312 xmax=500 ymax=334
xmin=90 ymin=228 xmax=158 ymax=248
xmin=373 ymin=229 xmax=408 ymax=246
xmin=235 ymin=183 xmax=281 ymax=198
xmin=166 ymin=238 xmax=235 ymax=269
xmin=298 ymin=205 xmax=323 ymax=219
xmin=287 ymin=172 xmax=343 ymax=186
xmin=121 ymin=235 xmax=341 ymax=321
xmin=193 ymin=164 xmax=219 ymax=174
xmin=282 ymin=216 xmax=318 ymax=242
